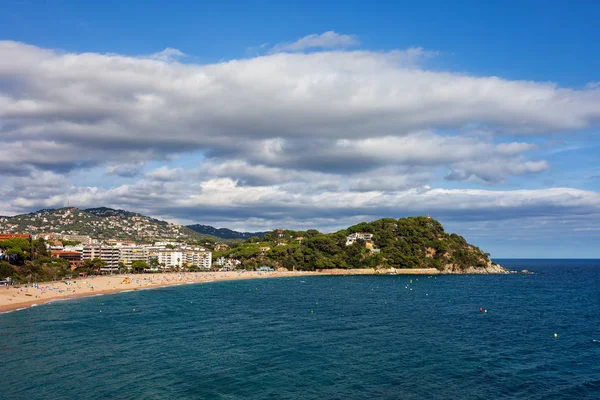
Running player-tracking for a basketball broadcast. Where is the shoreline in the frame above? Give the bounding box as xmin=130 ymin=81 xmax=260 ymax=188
xmin=0 ymin=267 xmax=484 ymax=313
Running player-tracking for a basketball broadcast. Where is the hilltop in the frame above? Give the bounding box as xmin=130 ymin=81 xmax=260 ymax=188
xmin=216 ymin=216 xmax=504 ymax=273
xmin=0 ymin=207 xmax=268 ymax=243
xmin=0 ymin=207 xmax=204 ymax=242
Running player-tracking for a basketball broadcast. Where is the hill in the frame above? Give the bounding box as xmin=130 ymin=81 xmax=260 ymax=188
xmin=216 ymin=216 xmax=504 ymax=273
xmin=0 ymin=207 xmax=208 ymax=243
xmin=186 ymin=224 xmax=267 ymax=240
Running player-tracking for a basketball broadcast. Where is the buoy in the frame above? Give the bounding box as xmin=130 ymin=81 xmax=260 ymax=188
xmin=133 ymin=308 xmax=136 ymax=312
xmin=99 ymin=310 xmax=102 ymax=312
xmin=554 ymin=333 xmax=558 ymax=338
xmin=479 ymin=307 xmax=483 ymax=312
xmin=484 ymin=309 xmax=487 ymax=313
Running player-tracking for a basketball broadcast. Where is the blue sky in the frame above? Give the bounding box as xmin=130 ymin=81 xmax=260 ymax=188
xmin=0 ymin=0 xmax=599 ymax=257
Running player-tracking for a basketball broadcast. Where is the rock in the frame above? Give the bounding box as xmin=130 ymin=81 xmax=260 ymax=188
xmin=441 ymin=260 xmax=508 ymax=274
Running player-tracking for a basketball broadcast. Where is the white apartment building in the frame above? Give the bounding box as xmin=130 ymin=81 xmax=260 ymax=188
xmin=183 ymin=250 xmax=212 ymax=270
xmin=157 ymin=250 xmax=184 ymax=269
xmin=157 ymin=249 xmax=212 ymax=270
xmin=82 ymin=245 xmax=120 ymax=273
xmin=64 ymin=244 xmax=84 ymax=253
xmin=118 ymin=245 xmax=148 ymax=267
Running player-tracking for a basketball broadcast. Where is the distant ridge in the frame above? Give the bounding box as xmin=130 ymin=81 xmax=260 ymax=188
xmin=0 ymin=207 xmax=242 ymax=242
xmin=186 ymin=224 xmax=267 ymax=240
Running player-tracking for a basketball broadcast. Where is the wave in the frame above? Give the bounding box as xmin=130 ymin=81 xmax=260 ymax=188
xmin=0 ymin=306 xmax=30 ymax=314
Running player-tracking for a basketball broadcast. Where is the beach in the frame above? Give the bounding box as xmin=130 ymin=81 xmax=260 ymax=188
xmin=0 ymin=268 xmax=444 ymax=313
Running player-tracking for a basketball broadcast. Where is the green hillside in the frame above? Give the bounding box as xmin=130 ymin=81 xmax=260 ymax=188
xmin=216 ymin=216 xmax=499 ymax=272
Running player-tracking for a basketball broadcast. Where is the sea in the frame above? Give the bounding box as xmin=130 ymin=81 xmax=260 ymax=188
xmin=1 ymin=259 xmax=599 ymax=399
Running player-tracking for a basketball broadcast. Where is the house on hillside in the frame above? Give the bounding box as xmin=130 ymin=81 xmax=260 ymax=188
xmin=345 ymin=232 xmax=373 ymax=246
xmin=259 ymin=246 xmax=271 ymax=255
xmin=214 ymin=243 xmax=230 ymax=252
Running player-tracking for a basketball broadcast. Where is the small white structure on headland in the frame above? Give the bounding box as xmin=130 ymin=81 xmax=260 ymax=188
xmin=345 ymin=232 xmax=373 ymax=246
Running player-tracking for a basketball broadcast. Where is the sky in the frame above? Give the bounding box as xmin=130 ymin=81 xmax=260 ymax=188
xmin=0 ymin=0 xmax=599 ymax=258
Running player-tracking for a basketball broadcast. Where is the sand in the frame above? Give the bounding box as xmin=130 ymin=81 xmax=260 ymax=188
xmin=0 ymin=268 xmax=440 ymax=313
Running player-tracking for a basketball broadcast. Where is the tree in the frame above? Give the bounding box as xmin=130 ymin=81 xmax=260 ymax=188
xmin=83 ymin=258 xmax=107 ymax=273
xmin=61 ymin=240 xmax=82 ymax=247
xmin=0 ymin=261 xmax=15 ymax=278
xmin=0 ymin=238 xmax=32 ymax=265
xmin=32 ymin=238 xmax=50 ymax=259
xmin=131 ymin=260 xmax=149 ymax=273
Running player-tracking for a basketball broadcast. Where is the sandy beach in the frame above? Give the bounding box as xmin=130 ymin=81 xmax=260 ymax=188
xmin=0 ymin=268 xmax=440 ymax=313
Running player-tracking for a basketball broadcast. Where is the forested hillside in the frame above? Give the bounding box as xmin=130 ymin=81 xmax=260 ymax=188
xmin=215 ymin=216 xmax=500 ymax=272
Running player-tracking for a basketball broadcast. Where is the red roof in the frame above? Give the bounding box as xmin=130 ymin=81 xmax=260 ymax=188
xmin=51 ymin=251 xmax=81 ymax=256
xmin=0 ymin=233 xmax=32 ymax=240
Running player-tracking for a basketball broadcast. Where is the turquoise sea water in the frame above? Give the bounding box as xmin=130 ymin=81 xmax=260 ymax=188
xmin=1 ymin=259 xmax=599 ymax=399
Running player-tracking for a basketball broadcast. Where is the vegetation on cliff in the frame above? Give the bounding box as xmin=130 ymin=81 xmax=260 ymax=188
xmin=0 ymin=237 xmax=73 ymax=283
xmin=215 ymin=216 xmax=495 ymax=271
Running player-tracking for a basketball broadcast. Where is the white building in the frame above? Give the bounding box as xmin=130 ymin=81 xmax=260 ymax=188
xmin=183 ymin=250 xmax=212 ymax=269
xmin=63 ymin=244 xmax=84 ymax=255
xmin=118 ymin=245 xmax=148 ymax=267
xmin=214 ymin=257 xmax=241 ymax=270
xmin=157 ymin=250 xmax=184 ymax=269
xmin=82 ymin=245 xmax=120 ymax=273
xmin=157 ymin=249 xmax=212 ymax=270
xmin=154 ymin=241 xmax=184 ymax=247
xmin=345 ymin=232 xmax=374 ymax=246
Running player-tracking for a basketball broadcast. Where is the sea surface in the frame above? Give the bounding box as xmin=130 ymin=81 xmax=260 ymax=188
xmin=1 ymin=259 xmax=599 ymax=399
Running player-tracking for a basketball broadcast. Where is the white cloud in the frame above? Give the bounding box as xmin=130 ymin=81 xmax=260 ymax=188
xmin=1 ymin=39 xmax=599 ymax=240
xmin=149 ymin=47 xmax=187 ymax=62
xmin=271 ymin=31 xmax=359 ymax=53
xmin=496 ymin=142 xmax=538 ymax=155
xmin=146 ymin=166 xmax=184 ymax=181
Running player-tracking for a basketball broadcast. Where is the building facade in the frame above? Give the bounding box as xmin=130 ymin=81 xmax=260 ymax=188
xmin=82 ymin=245 xmax=120 ymax=273
xmin=118 ymin=245 xmax=148 ymax=267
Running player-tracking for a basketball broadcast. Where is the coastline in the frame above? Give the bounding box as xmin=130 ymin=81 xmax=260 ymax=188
xmin=0 ymin=267 xmax=495 ymax=313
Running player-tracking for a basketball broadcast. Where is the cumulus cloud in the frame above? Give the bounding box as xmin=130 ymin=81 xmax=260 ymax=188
xmin=2 ymin=39 xmax=584 ymax=184
xmin=1 ymin=38 xmax=599 ymax=240
xmin=3 ymin=170 xmax=600 ymax=228
xmin=146 ymin=166 xmax=184 ymax=181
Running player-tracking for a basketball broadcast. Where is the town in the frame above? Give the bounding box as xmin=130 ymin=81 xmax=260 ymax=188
xmin=0 ymin=229 xmax=385 ymax=278
xmin=0 ymin=232 xmax=230 ymax=275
